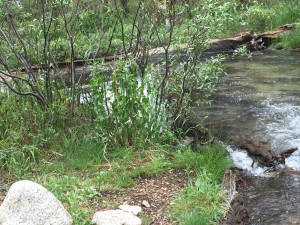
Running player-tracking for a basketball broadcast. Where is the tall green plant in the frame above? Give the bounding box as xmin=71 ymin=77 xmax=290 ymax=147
xmin=91 ymin=59 xmax=172 ymax=148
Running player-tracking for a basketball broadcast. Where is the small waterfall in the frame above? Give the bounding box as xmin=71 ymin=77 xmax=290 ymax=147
xmin=259 ymin=101 xmax=300 ymax=170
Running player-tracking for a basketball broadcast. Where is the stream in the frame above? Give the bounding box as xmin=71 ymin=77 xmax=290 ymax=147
xmin=197 ymin=50 xmax=300 ymax=225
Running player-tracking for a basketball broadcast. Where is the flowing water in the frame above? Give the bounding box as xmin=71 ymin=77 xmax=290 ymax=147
xmin=197 ymin=50 xmax=300 ymax=224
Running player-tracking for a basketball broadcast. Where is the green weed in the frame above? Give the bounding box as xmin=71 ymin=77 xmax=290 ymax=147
xmin=173 ymin=145 xmax=230 ymax=181
xmin=280 ymin=25 xmax=300 ymax=49
xmin=270 ymin=2 xmax=300 ymax=29
xmin=169 ymin=171 xmax=226 ymax=225
xmin=91 ymin=59 xmax=172 ymax=149
xmin=169 ymin=145 xmax=231 ymax=225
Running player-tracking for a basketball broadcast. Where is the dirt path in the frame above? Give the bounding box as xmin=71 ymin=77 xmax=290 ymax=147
xmin=96 ymin=169 xmax=188 ymax=224
xmin=0 ymin=169 xmax=188 ymax=224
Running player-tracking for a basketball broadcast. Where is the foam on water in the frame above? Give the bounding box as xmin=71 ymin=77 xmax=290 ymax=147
xmin=228 ymin=101 xmax=300 ymax=175
xmin=285 ymin=149 xmax=300 ymax=170
xmin=226 ymin=145 xmax=268 ymax=176
xmin=261 ymin=102 xmax=300 ymax=170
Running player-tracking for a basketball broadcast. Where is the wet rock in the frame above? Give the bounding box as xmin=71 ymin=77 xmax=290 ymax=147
xmin=221 ymin=194 xmax=249 ymax=225
xmin=118 ymin=204 xmax=142 ymax=216
xmin=288 ymin=216 xmax=300 ymax=225
xmin=92 ymin=209 xmax=141 ymax=225
xmin=0 ymin=180 xmax=72 ymax=225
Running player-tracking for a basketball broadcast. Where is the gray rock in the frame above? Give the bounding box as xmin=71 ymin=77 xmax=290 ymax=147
xmin=92 ymin=209 xmax=141 ymax=225
xmin=118 ymin=205 xmax=142 ymax=216
xmin=0 ymin=180 xmax=72 ymax=225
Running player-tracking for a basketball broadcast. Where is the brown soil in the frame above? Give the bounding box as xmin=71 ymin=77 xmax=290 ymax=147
xmin=96 ymin=169 xmax=188 ymax=225
xmin=0 ymin=169 xmax=188 ymax=224
xmin=0 ymin=195 xmax=4 ymax=205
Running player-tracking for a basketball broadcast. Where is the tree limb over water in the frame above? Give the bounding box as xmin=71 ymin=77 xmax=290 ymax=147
xmin=236 ymin=138 xmax=298 ymax=168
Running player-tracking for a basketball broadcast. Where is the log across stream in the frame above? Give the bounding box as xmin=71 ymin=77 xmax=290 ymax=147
xmin=2 ymin=24 xmax=294 ymax=88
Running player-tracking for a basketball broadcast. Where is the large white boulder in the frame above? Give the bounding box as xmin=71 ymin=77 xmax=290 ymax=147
xmin=0 ymin=180 xmax=72 ymax=225
xmin=92 ymin=209 xmax=141 ymax=225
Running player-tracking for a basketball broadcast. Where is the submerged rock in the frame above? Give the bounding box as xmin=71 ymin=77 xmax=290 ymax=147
xmin=0 ymin=180 xmax=72 ymax=225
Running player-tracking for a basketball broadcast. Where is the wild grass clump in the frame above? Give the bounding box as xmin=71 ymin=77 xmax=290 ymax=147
xmin=239 ymin=0 xmax=300 ymax=49
xmin=270 ymin=1 xmax=300 ymax=29
xmin=241 ymin=0 xmax=300 ymax=32
xmin=0 ymin=90 xmax=97 ymax=176
xmin=170 ymin=145 xmax=231 ymax=225
xmin=12 ymin=145 xmax=229 ymax=225
xmin=170 ymin=171 xmax=225 ymax=225
xmin=173 ymin=145 xmax=230 ymax=182
xmin=0 ymin=84 xmax=231 ymax=224
xmin=0 ymin=1 xmax=237 ymax=224
xmin=243 ymin=2 xmax=276 ymax=32
xmin=280 ymin=25 xmax=300 ymax=49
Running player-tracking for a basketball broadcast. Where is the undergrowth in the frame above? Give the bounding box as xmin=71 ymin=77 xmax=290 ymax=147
xmin=280 ymin=24 xmax=300 ymax=49
xmin=243 ymin=0 xmax=300 ymax=49
xmin=0 ymin=92 xmax=231 ymax=225
xmin=0 ymin=144 xmax=230 ymax=225
xmin=0 ymin=1 xmax=244 ymax=224
xmin=169 ymin=146 xmax=231 ymax=225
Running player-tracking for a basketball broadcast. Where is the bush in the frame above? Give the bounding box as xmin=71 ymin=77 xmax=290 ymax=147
xmin=244 ymin=3 xmax=275 ymax=32
xmin=91 ymin=59 xmax=173 ymax=148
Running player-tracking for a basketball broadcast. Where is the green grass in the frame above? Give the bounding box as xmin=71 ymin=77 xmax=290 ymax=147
xmin=1 ymin=144 xmax=231 ymax=225
xmin=169 ymin=146 xmax=232 ymax=225
xmin=270 ymin=2 xmax=300 ymax=29
xmin=279 ymin=25 xmax=300 ymax=49
xmin=240 ymin=0 xmax=300 ymax=49
xmin=170 ymin=172 xmax=225 ymax=225
xmin=173 ymin=145 xmax=230 ymax=182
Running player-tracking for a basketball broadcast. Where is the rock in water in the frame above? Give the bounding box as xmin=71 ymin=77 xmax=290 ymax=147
xmin=0 ymin=180 xmax=72 ymax=225
xmin=92 ymin=209 xmax=141 ymax=225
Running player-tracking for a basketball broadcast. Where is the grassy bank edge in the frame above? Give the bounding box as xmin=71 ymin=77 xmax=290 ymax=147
xmin=0 ymin=143 xmax=231 ymax=225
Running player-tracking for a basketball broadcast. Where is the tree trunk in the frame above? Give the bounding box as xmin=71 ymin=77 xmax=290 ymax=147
xmin=120 ymin=0 xmax=129 ymax=14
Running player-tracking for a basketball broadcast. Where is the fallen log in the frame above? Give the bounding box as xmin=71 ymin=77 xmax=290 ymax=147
xmin=236 ymin=139 xmax=298 ymax=167
xmin=53 ymin=22 xmax=294 ymax=86
xmin=279 ymin=147 xmax=298 ymax=159
xmin=205 ymin=23 xmax=295 ymax=54
xmin=1 ymin=24 xmax=295 ymax=88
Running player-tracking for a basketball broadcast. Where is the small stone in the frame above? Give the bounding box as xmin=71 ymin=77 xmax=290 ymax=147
xmin=118 ymin=205 xmax=142 ymax=216
xmin=92 ymin=209 xmax=141 ymax=225
xmin=142 ymin=200 xmax=151 ymax=208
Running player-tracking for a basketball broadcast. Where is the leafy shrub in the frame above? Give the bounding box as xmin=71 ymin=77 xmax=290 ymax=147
xmin=244 ymin=2 xmax=276 ymax=31
xmin=270 ymin=1 xmax=300 ymax=28
xmin=91 ymin=59 xmax=172 ymax=148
